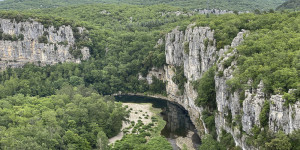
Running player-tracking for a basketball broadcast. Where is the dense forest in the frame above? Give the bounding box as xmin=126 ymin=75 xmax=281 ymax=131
xmin=0 ymin=87 xmax=127 ymax=149
xmin=277 ymin=0 xmax=300 ymax=10
xmin=0 ymin=0 xmax=300 ymax=149
xmin=0 ymin=0 xmax=285 ymax=11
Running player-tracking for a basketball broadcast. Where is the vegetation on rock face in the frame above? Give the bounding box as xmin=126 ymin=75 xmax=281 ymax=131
xmin=1 ymin=4 xmax=298 ymax=99
xmin=224 ymin=12 xmax=300 ymax=102
xmin=199 ymin=134 xmax=222 ymax=150
xmin=265 ymin=131 xmax=292 ymax=150
xmin=245 ymin=125 xmax=300 ymax=150
xmin=184 ymin=42 xmax=189 ymax=54
xmin=172 ymin=66 xmax=187 ymax=95
xmin=284 ymin=89 xmax=300 ymax=106
xmin=0 ymin=1 xmax=300 ymax=149
xmin=199 ymin=129 xmax=242 ymax=150
xmin=193 ymin=67 xmax=217 ymax=138
xmin=259 ymin=101 xmax=270 ymax=127
xmin=38 ymin=35 xmax=48 ymax=43
xmin=220 ymin=129 xmax=240 ymax=150
xmin=149 ymin=76 xmax=167 ymax=95
xmin=201 ymin=110 xmax=217 ymax=138
xmin=194 ymin=67 xmax=216 ymax=109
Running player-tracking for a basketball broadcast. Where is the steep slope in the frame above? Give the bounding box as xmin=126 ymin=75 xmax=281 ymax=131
xmin=0 ymin=18 xmax=90 ymax=70
xmin=143 ymin=13 xmax=300 ymax=148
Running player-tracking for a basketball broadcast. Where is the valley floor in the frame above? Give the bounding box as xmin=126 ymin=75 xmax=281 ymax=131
xmin=109 ymin=103 xmax=154 ymax=144
xmin=109 ymin=102 xmax=197 ymax=150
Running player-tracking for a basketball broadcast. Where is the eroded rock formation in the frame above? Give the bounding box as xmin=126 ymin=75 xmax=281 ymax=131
xmin=0 ymin=18 xmax=90 ymax=70
xmin=142 ymin=24 xmax=300 ymax=149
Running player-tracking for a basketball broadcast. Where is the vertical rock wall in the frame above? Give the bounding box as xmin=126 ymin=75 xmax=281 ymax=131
xmin=0 ymin=18 xmax=90 ymax=70
xmin=269 ymin=91 xmax=300 ymax=134
xmin=144 ymin=24 xmax=300 ymax=149
xmin=164 ymin=26 xmax=217 ymax=136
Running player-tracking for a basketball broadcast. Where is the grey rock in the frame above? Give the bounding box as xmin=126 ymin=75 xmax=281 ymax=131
xmin=194 ymin=9 xmax=234 ymax=15
xmin=242 ymin=81 xmax=266 ymax=133
xmin=164 ymin=26 xmax=218 ymax=137
xmin=0 ymin=18 xmax=90 ymax=70
xmin=147 ymin=23 xmax=298 ymax=150
xmin=269 ymin=92 xmax=300 ymax=134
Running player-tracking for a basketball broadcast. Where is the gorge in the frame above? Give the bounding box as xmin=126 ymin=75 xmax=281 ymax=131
xmin=138 ymin=24 xmax=300 ymax=149
xmin=0 ymin=3 xmax=300 ymax=149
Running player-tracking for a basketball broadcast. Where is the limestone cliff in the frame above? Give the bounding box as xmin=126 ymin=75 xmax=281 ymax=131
xmin=0 ymin=18 xmax=90 ymax=70
xmin=164 ymin=26 xmax=217 ymax=136
xmin=269 ymin=90 xmax=300 ymax=134
xmin=215 ymin=29 xmax=300 ymax=149
xmin=143 ymin=24 xmax=300 ymax=149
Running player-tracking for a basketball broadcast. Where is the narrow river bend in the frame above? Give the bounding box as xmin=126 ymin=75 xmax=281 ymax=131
xmin=114 ymin=95 xmax=201 ymax=150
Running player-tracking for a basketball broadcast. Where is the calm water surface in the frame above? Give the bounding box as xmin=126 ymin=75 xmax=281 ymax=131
xmin=115 ymin=95 xmax=201 ymax=149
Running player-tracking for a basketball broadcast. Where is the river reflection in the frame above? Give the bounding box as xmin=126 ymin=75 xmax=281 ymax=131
xmin=114 ymin=95 xmax=201 ymax=149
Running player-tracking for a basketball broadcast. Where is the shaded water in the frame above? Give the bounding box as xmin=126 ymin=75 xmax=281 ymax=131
xmin=115 ymin=95 xmax=201 ymax=149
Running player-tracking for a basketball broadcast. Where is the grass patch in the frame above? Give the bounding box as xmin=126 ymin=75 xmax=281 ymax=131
xmin=150 ymin=105 xmax=166 ymax=137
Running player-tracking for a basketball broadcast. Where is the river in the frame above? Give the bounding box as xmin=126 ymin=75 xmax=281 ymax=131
xmin=115 ymin=95 xmax=201 ymax=150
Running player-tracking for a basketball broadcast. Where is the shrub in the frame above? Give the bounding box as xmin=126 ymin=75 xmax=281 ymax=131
xmin=172 ymin=66 xmax=187 ymax=95
xmin=193 ymin=67 xmax=216 ymax=109
xmin=20 ymin=25 xmax=25 ymax=31
xmin=217 ymin=71 xmax=224 ymax=77
xmin=259 ymin=101 xmax=270 ymax=127
xmin=2 ymin=33 xmax=13 ymax=40
xmin=43 ymin=31 xmax=49 ymax=36
xmin=184 ymin=42 xmax=189 ymax=54
xmin=223 ymin=55 xmax=235 ymax=69
xmin=38 ymin=35 xmax=48 ymax=43
xmin=149 ymin=76 xmax=166 ymax=95
xmin=204 ymin=38 xmax=209 ymax=49
xmin=284 ymin=88 xmax=300 ymax=106
xmin=220 ymin=129 xmax=236 ymax=149
xmin=18 ymin=34 xmax=24 ymax=40
xmin=179 ymin=25 xmax=187 ymax=32
xmin=58 ymin=41 xmax=68 ymax=46
xmin=202 ymin=110 xmax=217 ymax=138
xmin=54 ymin=44 xmax=58 ymax=51
xmin=69 ymin=47 xmax=82 ymax=59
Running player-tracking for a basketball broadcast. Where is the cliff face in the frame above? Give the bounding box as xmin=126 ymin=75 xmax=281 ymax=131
xmin=0 ymin=18 xmax=90 ymax=70
xmin=164 ymin=26 xmax=217 ymax=136
xmin=269 ymin=91 xmax=300 ymax=134
xmin=214 ymin=30 xmax=258 ymax=149
xmin=145 ymin=25 xmax=300 ymax=149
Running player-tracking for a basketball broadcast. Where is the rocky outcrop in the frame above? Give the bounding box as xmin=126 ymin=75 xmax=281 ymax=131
xmin=194 ymin=9 xmax=234 ymax=15
xmin=138 ymin=67 xmax=165 ymax=84
xmin=162 ymin=9 xmax=248 ymax=17
xmin=164 ymin=26 xmax=218 ymax=136
xmin=144 ymin=26 xmax=246 ymax=139
xmin=0 ymin=18 xmax=90 ymax=70
xmin=269 ymin=90 xmax=300 ymax=134
xmin=144 ymin=24 xmax=300 ymax=149
xmin=214 ymin=29 xmax=251 ymax=149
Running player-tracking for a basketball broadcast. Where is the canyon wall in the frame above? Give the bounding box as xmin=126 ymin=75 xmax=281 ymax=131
xmin=163 ymin=25 xmax=217 ymax=136
xmin=143 ymin=25 xmax=300 ymax=149
xmin=0 ymin=18 xmax=90 ymax=70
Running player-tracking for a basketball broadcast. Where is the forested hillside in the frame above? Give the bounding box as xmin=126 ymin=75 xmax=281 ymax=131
xmin=277 ymin=0 xmax=300 ymax=10
xmin=0 ymin=0 xmax=286 ymax=11
xmin=0 ymin=3 xmax=299 ymax=108
xmin=0 ymin=1 xmax=299 ymax=149
xmin=0 ymin=86 xmax=128 ymax=149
